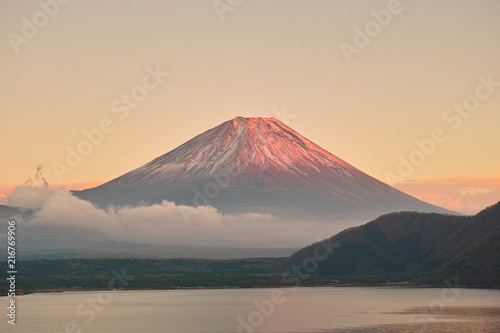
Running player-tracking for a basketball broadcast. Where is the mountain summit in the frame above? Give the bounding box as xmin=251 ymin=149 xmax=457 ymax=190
xmin=76 ymin=117 xmax=454 ymax=220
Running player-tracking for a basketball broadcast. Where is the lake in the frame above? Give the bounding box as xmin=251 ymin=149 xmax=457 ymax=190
xmin=2 ymin=287 xmax=500 ymax=332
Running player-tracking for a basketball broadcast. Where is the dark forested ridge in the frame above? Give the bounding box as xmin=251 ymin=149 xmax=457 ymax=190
xmin=285 ymin=201 xmax=500 ymax=287
xmin=2 ymin=202 xmax=499 ymax=294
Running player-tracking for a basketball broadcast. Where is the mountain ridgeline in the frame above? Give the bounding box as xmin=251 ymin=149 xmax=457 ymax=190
xmin=285 ymin=201 xmax=500 ymax=286
xmin=76 ymin=117 xmax=454 ymax=221
xmin=7 ymin=202 xmax=499 ymax=292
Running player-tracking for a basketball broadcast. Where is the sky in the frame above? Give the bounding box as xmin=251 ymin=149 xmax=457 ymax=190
xmin=0 ymin=0 xmax=499 ymax=215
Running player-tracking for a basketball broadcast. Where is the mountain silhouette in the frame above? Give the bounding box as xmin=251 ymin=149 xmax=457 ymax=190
xmin=76 ymin=117 xmax=454 ymax=221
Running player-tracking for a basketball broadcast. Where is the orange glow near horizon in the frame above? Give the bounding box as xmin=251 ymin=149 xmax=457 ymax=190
xmin=1 ymin=174 xmax=499 ymax=215
xmin=393 ymin=173 xmax=500 ymax=215
xmin=0 ymin=180 xmax=106 ymax=199
xmin=0 ymin=1 xmax=499 ymax=214
xmin=64 ymin=180 xmax=107 ymax=191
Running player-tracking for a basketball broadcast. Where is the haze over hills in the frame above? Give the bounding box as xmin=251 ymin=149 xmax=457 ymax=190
xmin=285 ymin=201 xmax=500 ymax=286
xmin=76 ymin=116 xmax=454 ymax=221
xmin=11 ymin=201 xmax=500 ymax=292
xmin=0 ymin=202 xmax=299 ymax=259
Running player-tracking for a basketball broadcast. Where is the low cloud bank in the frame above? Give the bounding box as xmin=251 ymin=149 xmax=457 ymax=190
xmin=1 ymin=185 xmax=331 ymax=247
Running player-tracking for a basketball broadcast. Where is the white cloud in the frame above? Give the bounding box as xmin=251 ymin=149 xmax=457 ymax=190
xmin=1 ymin=185 xmax=328 ymax=247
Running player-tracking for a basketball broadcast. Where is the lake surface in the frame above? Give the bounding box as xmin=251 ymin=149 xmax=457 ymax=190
xmin=2 ymin=287 xmax=500 ymax=332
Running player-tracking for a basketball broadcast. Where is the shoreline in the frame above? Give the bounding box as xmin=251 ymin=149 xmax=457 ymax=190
xmin=3 ymin=284 xmax=499 ymax=296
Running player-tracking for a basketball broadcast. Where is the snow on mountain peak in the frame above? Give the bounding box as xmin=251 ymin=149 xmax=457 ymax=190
xmin=107 ymin=116 xmax=364 ymax=189
xmin=77 ymin=116 xmax=454 ymax=219
xmin=112 ymin=116 xmax=359 ymax=186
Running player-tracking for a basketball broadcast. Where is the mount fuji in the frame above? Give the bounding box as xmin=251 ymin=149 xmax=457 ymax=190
xmin=76 ymin=117 xmax=455 ymax=221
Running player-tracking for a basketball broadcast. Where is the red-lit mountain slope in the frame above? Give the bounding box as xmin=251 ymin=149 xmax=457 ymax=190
xmin=76 ymin=117 xmax=455 ymax=221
